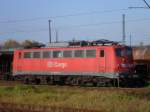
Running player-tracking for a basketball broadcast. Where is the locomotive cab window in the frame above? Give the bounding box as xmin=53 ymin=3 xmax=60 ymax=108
xmin=74 ymin=50 xmax=84 ymax=58
xmin=100 ymin=50 xmax=105 ymax=57
xmin=63 ymin=50 xmax=72 ymax=58
xmin=53 ymin=51 xmax=62 ymax=58
xmin=43 ymin=51 xmax=51 ymax=58
xmin=86 ymin=49 xmax=96 ymax=58
xmin=24 ymin=52 xmax=32 ymax=58
xmin=33 ymin=52 xmax=41 ymax=58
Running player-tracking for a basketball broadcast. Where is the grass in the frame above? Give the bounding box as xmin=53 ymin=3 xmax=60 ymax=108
xmin=0 ymin=85 xmax=150 ymax=112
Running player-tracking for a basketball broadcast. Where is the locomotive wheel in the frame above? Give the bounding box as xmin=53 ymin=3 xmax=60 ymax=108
xmin=35 ymin=78 xmax=41 ymax=85
xmin=24 ymin=78 xmax=29 ymax=84
xmin=46 ymin=77 xmax=54 ymax=85
xmin=70 ymin=78 xmax=78 ymax=86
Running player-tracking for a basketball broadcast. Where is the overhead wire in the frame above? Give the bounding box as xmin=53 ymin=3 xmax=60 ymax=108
xmin=0 ymin=28 xmax=48 ymax=35
xmin=49 ymin=17 xmax=150 ymax=29
xmin=0 ymin=8 xmax=129 ymax=24
xmin=1 ymin=17 xmax=150 ymax=35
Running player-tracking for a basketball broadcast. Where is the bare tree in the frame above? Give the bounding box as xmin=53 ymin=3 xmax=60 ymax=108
xmin=22 ymin=40 xmax=45 ymax=48
xmin=4 ymin=39 xmax=21 ymax=49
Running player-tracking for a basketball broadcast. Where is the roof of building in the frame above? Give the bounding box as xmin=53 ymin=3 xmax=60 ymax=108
xmin=133 ymin=46 xmax=150 ymax=61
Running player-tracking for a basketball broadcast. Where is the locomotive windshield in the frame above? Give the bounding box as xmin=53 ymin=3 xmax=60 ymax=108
xmin=115 ymin=47 xmax=132 ymax=57
xmin=126 ymin=47 xmax=132 ymax=57
xmin=115 ymin=48 xmax=124 ymax=57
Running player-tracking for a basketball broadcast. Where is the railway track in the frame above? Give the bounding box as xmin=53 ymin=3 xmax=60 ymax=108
xmin=0 ymin=80 xmax=22 ymax=86
xmin=0 ymin=80 xmax=149 ymax=92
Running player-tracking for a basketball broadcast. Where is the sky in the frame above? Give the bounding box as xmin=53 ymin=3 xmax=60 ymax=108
xmin=0 ymin=0 xmax=150 ymax=45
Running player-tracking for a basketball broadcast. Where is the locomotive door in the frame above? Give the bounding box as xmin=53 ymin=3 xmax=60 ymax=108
xmin=17 ymin=52 xmax=23 ymax=72
xmin=99 ymin=49 xmax=106 ymax=72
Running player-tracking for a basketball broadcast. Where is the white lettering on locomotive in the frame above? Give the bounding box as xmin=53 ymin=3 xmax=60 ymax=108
xmin=47 ymin=61 xmax=67 ymax=68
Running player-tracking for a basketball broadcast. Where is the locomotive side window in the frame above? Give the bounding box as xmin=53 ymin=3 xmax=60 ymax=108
xmin=24 ymin=52 xmax=32 ymax=58
xmin=43 ymin=51 xmax=51 ymax=58
xmin=100 ymin=50 xmax=105 ymax=57
xmin=53 ymin=51 xmax=62 ymax=58
xmin=86 ymin=49 xmax=96 ymax=58
xmin=63 ymin=50 xmax=72 ymax=58
xmin=33 ymin=52 xmax=41 ymax=58
xmin=74 ymin=50 xmax=84 ymax=58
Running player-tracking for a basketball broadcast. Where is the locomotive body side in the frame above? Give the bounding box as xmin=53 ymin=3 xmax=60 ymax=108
xmin=13 ymin=46 xmax=115 ymax=77
xmin=13 ymin=45 xmax=134 ymax=85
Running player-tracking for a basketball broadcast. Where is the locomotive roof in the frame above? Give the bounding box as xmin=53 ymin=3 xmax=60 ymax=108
xmin=15 ymin=44 xmax=126 ymax=52
xmin=14 ymin=39 xmax=128 ymax=52
xmin=48 ymin=39 xmax=120 ymax=47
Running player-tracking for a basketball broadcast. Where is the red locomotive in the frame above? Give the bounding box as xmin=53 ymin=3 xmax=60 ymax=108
xmin=13 ymin=40 xmax=134 ymax=86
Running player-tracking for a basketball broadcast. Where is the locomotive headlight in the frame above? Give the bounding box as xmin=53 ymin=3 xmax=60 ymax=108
xmin=121 ymin=64 xmax=133 ymax=68
xmin=121 ymin=64 xmax=127 ymax=68
xmin=122 ymin=58 xmax=125 ymax=62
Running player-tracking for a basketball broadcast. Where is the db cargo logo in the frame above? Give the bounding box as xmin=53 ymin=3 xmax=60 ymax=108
xmin=47 ymin=61 xmax=67 ymax=68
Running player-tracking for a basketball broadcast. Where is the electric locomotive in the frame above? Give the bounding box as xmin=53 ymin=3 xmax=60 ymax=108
xmin=13 ymin=40 xmax=134 ymax=86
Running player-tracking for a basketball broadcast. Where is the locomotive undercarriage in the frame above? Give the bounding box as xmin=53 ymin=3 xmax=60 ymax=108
xmin=15 ymin=75 xmax=122 ymax=87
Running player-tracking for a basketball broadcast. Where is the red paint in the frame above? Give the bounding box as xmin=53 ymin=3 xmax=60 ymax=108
xmin=13 ymin=45 xmax=134 ymax=76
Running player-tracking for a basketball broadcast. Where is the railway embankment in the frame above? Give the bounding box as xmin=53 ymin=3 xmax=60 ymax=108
xmin=0 ymin=83 xmax=150 ymax=112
